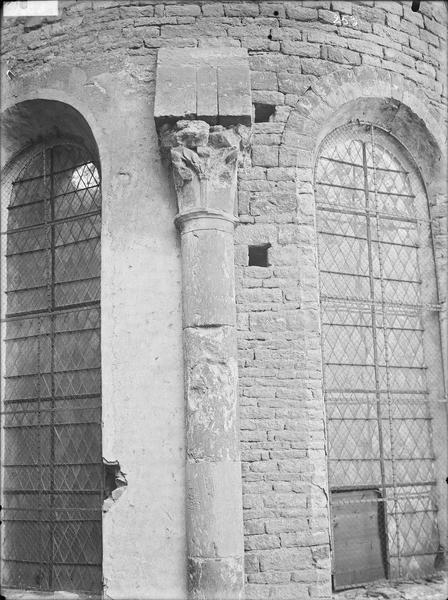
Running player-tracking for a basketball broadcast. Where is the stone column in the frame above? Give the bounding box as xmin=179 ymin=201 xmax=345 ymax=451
xmin=161 ymin=120 xmax=247 ymax=599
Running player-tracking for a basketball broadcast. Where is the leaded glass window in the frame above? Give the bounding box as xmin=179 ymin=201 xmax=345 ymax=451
xmin=315 ymin=124 xmax=446 ymax=588
xmin=1 ymin=143 xmax=102 ymax=593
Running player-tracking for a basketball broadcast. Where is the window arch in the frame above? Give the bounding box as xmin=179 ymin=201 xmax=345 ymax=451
xmin=1 ymin=141 xmax=102 ymax=593
xmin=315 ymin=123 xmax=446 ymax=588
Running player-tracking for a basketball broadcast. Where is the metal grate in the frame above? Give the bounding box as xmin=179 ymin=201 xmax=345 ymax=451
xmin=1 ymin=143 xmax=102 ymax=593
xmin=315 ymin=124 xmax=446 ymax=588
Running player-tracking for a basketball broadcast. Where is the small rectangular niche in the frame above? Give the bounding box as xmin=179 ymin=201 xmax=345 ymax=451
xmin=248 ymin=244 xmax=271 ymax=267
xmin=254 ymin=103 xmax=275 ymax=123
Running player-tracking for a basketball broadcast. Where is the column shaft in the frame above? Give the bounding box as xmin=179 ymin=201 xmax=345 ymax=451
xmin=158 ymin=119 xmax=249 ymax=600
xmin=180 ymin=215 xmax=244 ymax=599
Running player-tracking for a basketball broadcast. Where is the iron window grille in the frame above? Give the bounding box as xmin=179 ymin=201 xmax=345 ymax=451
xmin=315 ymin=123 xmax=446 ymax=589
xmin=0 ymin=142 xmax=103 ymax=593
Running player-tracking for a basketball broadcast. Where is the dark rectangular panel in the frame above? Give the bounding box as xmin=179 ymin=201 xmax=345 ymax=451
xmin=332 ymin=489 xmax=387 ymax=589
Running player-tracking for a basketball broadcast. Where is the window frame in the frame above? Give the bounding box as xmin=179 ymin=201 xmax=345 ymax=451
xmin=314 ymin=122 xmax=447 ymax=588
xmin=0 ymin=139 xmax=104 ymax=594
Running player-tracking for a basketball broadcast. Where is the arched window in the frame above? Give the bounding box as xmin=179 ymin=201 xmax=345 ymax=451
xmin=1 ymin=142 xmax=102 ymax=593
xmin=315 ymin=124 xmax=445 ymax=588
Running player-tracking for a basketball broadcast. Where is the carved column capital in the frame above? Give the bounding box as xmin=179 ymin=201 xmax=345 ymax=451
xmin=159 ymin=120 xmax=251 ymax=227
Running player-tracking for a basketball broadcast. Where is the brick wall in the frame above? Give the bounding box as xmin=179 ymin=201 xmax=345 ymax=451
xmin=2 ymin=1 xmax=447 ymax=98
xmin=1 ymin=2 xmax=447 ymax=599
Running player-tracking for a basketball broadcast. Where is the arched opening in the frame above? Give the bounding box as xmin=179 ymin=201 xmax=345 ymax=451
xmin=1 ymin=101 xmax=103 ymax=594
xmin=315 ymin=122 xmax=446 ymax=589
xmin=311 ymin=96 xmax=445 ymax=192
xmin=1 ymin=99 xmax=100 ymax=168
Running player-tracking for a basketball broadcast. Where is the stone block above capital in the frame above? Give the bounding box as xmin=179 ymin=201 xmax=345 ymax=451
xmin=154 ymin=48 xmax=252 ymax=128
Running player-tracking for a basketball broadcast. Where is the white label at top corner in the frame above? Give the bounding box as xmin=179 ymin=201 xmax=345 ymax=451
xmin=3 ymin=1 xmax=59 ymax=17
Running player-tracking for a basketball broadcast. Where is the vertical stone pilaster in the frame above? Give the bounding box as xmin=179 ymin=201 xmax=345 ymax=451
xmin=154 ymin=45 xmax=252 ymax=597
xmin=161 ymin=120 xmax=249 ymax=599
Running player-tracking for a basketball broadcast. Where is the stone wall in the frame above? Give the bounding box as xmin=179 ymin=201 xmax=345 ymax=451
xmin=1 ymin=2 xmax=447 ymax=599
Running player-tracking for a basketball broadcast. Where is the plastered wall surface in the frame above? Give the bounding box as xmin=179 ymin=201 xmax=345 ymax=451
xmin=1 ymin=64 xmax=187 ymax=600
xmin=98 ymin=77 xmax=186 ymax=600
xmin=1 ymin=2 xmax=447 ymax=599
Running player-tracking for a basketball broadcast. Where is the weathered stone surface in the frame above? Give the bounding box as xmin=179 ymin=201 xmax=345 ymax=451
xmin=197 ymin=66 xmax=218 ymax=119
xmin=182 ymin=229 xmax=236 ymax=326
xmin=184 ymin=326 xmax=239 ymax=460
xmin=218 ymin=64 xmax=253 ymax=126
xmin=259 ymin=547 xmax=311 ymax=571
xmin=188 ymin=555 xmax=244 ymax=600
xmin=154 ymin=64 xmax=196 ymax=120
xmin=160 ymin=120 xmax=250 ymax=219
xmin=155 ymin=48 xmax=252 ymax=126
xmin=171 ymin=119 xmax=210 ymax=148
xmin=186 ymin=461 xmax=244 ymax=557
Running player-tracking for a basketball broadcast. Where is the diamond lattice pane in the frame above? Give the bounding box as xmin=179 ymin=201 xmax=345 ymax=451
xmin=317 ymin=124 xmax=442 ymax=582
xmin=2 ymin=144 xmax=102 ymax=593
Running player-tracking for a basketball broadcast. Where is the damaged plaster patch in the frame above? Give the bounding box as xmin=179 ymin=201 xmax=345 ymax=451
xmin=103 ymin=458 xmax=128 ymax=513
xmin=84 ymin=79 xmax=107 ymax=95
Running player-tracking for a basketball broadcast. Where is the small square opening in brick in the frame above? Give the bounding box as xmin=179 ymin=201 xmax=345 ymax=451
xmin=254 ymin=103 xmax=275 ymax=123
xmin=248 ymin=244 xmax=271 ymax=267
